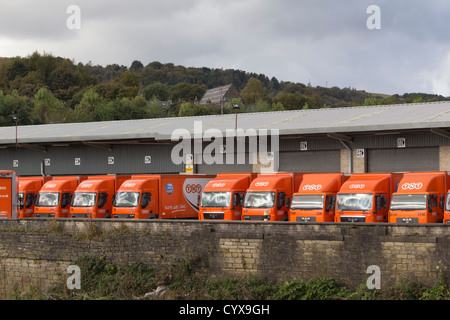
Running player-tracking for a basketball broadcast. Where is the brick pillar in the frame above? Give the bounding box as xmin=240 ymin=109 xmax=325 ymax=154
xmin=352 ymin=149 xmax=367 ymax=173
xmin=340 ymin=149 xmax=350 ymax=173
xmin=439 ymin=146 xmax=450 ymax=171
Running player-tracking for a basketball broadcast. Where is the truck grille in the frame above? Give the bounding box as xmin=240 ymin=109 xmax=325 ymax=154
xmin=203 ymin=213 xmax=225 ymax=220
xmin=243 ymin=215 xmax=271 ymax=221
xmin=340 ymin=216 xmax=365 ymax=223
xmin=296 ymin=216 xmax=316 ymax=222
xmin=396 ymin=217 xmax=419 ymax=224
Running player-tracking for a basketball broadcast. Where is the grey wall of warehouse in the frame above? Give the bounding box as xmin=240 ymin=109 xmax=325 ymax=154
xmin=0 ymin=219 xmax=449 ymax=293
xmin=2 ymin=130 xmax=450 ymax=176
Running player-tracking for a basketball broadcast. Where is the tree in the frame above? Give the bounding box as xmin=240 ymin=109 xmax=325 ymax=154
xmin=129 ymin=60 xmax=144 ymax=74
xmin=142 ymin=82 xmax=169 ymax=101
xmin=120 ymin=70 xmax=139 ymax=97
xmin=240 ymin=77 xmax=270 ymax=105
xmin=74 ymin=89 xmax=103 ymax=122
xmin=170 ymin=82 xmax=206 ymax=102
xmin=0 ymin=90 xmax=33 ymax=126
xmin=146 ymin=99 xmax=167 ymax=118
xmin=32 ymin=87 xmax=71 ymax=123
xmin=178 ymin=102 xmax=194 ymax=117
xmin=273 ymin=92 xmax=301 ymax=110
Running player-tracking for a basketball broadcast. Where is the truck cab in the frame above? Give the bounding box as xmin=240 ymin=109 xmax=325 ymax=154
xmin=335 ymin=173 xmax=402 ymax=223
xmin=289 ymin=173 xmax=348 ymax=222
xmin=112 ymin=177 xmax=158 ymax=219
xmin=389 ymin=172 xmax=447 ymax=224
xmin=199 ymin=173 xmax=256 ymax=220
xmin=242 ymin=173 xmax=303 ymax=221
xmin=34 ymin=176 xmax=86 ymax=218
xmin=70 ymin=175 xmax=130 ymax=219
xmin=18 ymin=176 xmax=51 ymax=218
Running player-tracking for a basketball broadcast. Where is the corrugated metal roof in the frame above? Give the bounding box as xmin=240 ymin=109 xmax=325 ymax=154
xmin=199 ymin=84 xmax=236 ymax=104
xmin=2 ymin=101 xmax=450 ymax=145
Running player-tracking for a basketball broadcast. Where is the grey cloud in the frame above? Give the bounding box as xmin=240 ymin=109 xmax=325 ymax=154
xmin=1 ymin=0 xmax=450 ymax=96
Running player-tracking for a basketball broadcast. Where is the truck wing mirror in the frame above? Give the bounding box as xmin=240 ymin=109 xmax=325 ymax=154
xmin=382 ymin=195 xmax=387 ymax=208
xmin=278 ymin=193 xmax=286 ymax=210
xmin=232 ymin=193 xmax=239 ymax=208
xmin=25 ymin=194 xmax=35 ymax=208
xmin=141 ymin=193 xmax=151 ymax=209
xmin=376 ymin=195 xmax=382 ymax=211
xmin=61 ymin=193 xmax=72 ymax=208
xmin=98 ymin=193 xmax=108 ymax=208
xmin=325 ymin=196 xmax=331 ymax=210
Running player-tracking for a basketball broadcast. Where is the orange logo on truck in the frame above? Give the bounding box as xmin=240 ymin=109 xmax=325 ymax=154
xmin=302 ymin=184 xmax=323 ymax=191
xmin=349 ymin=184 xmax=366 ymax=189
xmin=401 ymin=183 xmax=423 ymax=190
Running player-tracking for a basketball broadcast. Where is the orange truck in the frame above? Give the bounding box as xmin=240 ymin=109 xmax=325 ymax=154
xmin=70 ymin=175 xmax=130 ymax=219
xmin=199 ymin=173 xmax=257 ymax=220
xmin=288 ymin=173 xmax=349 ymax=222
xmin=112 ymin=174 xmax=215 ymax=219
xmin=335 ymin=173 xmax=403 ymax=223
xmin=18 ymin=176 xmax=52 ymax=218
xmin=34 ymin=176 xmax=87 ymax=218
xmin=0 ymin=170 xmax=18 ymax=219
xmin=390 ymin=171 xmax=448 ymax=224
xmin=242 ymin=172 xmax=303 ymax=221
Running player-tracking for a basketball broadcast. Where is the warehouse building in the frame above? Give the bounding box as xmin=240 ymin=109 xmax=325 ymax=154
xmin=2 ymin=101 xmax=450 ymax=176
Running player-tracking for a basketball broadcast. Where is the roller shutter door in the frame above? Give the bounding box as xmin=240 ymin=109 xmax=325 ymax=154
xmin=367 ymin=147 xmax=439 ymax=173
xmin=279 ymin=150 xmax=340 ymax=173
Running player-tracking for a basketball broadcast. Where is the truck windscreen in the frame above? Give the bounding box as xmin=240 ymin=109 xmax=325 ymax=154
xmin=72 ymin=192 xmax=96 ymax=207
xmin=244 ymin=192 xmax=275 ymax=208
xmin=36 ymin=192 xmax=60 ymax=207
xmin=291 ymin=194 xmax=324 ymax=210
xmin=337 ymin=193 xmax=372 ymax=211
xmin=114 ymin=192 xmax=140 ymax=207
xmin=201 ymin=192 xmax=231 ymax=208
xmin=390 ymin=194 xmax=427 ymax=210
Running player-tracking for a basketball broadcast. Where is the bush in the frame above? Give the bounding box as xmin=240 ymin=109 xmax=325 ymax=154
xmin=272 ymin=277 xmax=350 ymax=300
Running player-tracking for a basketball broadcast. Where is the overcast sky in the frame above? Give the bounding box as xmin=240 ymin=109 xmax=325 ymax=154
xmin=1 ymin=1 xmax=450 ymax=96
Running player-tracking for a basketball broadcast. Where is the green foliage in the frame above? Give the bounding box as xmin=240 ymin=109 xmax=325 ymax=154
xmin=240 ymin=77 xmax=271 ymax=105
xmin=0 ymin=52 xmax=449 ymax=127
xmin=272 ymin=277 xmax=350 ymax=300
xmin=178 ymin=102 xmax=194 ymax=117
xmin=50 ymin=256 xmax=158 ymax=300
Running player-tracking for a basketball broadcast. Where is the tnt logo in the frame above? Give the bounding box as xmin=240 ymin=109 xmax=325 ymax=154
xmin=255 ymin=182 xmax=270 ymax=187
xmin=401 ymin=183 xmax=423 ymax=190
xmin=212 ymin=183 xmax=226 ymax=188
xmin=302 ymin=184 xmax=323 ymax=191
xmin=123 ymin=182 xmax=137 ymax=188
xmin=185 ymin=184 xmax=202 ymax=193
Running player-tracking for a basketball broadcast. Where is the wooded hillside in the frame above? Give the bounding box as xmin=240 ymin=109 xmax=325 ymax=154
xmin=0 ymin=51 xmax=447 ymax=126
